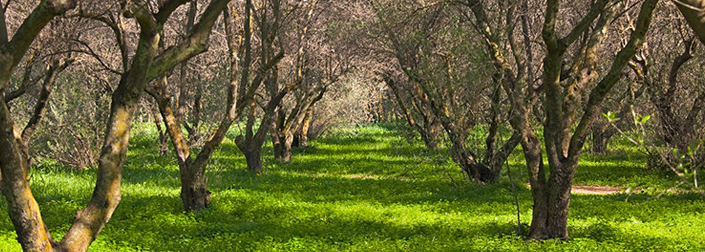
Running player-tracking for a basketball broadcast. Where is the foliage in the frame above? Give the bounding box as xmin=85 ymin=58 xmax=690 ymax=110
xmin=29 ymin=75 xmax=109 ymax=169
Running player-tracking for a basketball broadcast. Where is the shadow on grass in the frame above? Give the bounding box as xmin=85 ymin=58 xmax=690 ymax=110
xmin=1 ymin=124 xmax=701 ymax=251
xmin=573 ymin=162 xmax=677 ymax=189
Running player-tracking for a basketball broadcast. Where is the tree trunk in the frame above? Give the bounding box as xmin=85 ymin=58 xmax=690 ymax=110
xmin=527 ymin=0 xmax=656 ymax=241
xmin=521 ymin=132 xmax=549 ymax=240
xmin=242 ymin=145 xmax=263 ymax=174
xmin=528 ymin=160 xmax=577 ymax=239
xmin=419 ymin=129 xmax=439 ymax=151
xmin=235 ymin=104 xmax=274 ymax=176
xmin=0 ymin=0 xmax=229 ymax=249
xmin=675 ymin=0 xmax=705 ymax=46
xmin=590 ymin=122 xmax=611 ymax=154
xmin=150 ymin=104 xmax=169 ymax=156
xmin=179 ymin=162 xmax=211 ymax=211
xmin=447 ymin=131 xmax=496 ymax=183
xmin=0 ymin=99 xmax=55 ymax=252
xmin=298 ymin=107 xmax=313 ymax=147
xmin=272 ymin=130 xmax=292 ymax=162
xmin=236 ymin=106 xmax=279 ymax=175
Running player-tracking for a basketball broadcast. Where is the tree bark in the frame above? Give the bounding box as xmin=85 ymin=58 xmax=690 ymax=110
xmin=57 ymin=4 xmax=165 ymax=250
xmin=150 ymin=104 xmax=169 ymax=156
xmin=384 ymin=75 xmax=440 ymax=151
xmin=0 ymin=1 xmax=76 ymax=251
xmin=675 ymin=0 xmax=705 ymax=46
xmin=22 ymin=58 xmax=73 ymax=143
xmin=142 ymin=0 xmax=235 ymax=212
xmin=461 ymin=0 xmax=656 ymax=240
xmin=590 ymin=122 xmax=611 ymax=154
xmin=272 ymin=86 xmax=325 ymax=162
xmin=0 ymin=99 xmax=55 ymax=252
xmin=272 ymin=128 xmax=293 ymax=162
xmin=298 ymin=107 xmax=313 ymax=147
xmin=239 ymin=140 xmax=264 ymax=174
xmin=179 ymin=161 xmax=211 ymax=211
xmin=236 ymin=88 xmax=289 ymax=174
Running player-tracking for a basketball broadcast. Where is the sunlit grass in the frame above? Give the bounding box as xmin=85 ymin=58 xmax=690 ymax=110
xmin=0 ymin=123 xmax=702 ymax=251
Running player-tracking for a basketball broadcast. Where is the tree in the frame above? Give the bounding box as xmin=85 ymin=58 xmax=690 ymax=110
xmin=459 ymin=0 xmax=658 ymax=239
xmin=383 ymin=73 xmax=441 ymax=150
xmin=371 ymin=0 xmax=519 ymax=183
xmin=270 ymin=0 xmax=321 ymax=162
xmin=233 ymin=0 xmax=295 ymax=174
xmin=148 ymin=0 xmax=285 ymax=210
xmin=0 ymin=0 xmax=230 ymax=250
xmin=270 ymin=0 xmax=357 ymax=161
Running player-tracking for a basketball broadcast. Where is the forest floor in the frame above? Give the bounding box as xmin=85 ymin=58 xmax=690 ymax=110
xmin=0 ymin=123 xmax=703 ymax=251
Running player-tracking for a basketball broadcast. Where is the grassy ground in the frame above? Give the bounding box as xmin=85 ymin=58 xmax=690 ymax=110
xmin=0 ymin=124 xmax=703 ymax=251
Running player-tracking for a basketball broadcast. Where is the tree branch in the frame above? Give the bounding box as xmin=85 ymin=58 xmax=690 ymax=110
xmin=0 ymin=0 xmax=76 ymax=90
xmin=675 ymin=0 xmax=705 ymax=45
xmin=148 ymin=0 xmax=231 ymax=80
xmin=568 ymin=0 xmax=658 ymax=159
xmin=22 ymin=58 xmax=74 ymax=143
xmin=155 ymin=0 xmax=191 ymax=25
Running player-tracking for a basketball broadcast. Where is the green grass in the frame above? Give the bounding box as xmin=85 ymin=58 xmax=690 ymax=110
xmin=0 ymin=124 xmax=703 ymax=251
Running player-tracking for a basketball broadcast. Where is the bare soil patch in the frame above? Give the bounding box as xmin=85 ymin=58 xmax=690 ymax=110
xmin=525 ymin=183 xmax=624 ymax=195
xmin=570 ymin=185 xmax=624 ymax=195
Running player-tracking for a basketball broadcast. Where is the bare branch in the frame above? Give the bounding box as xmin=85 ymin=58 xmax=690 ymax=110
xmin=148 ymin=0 xmax=231 ymax=80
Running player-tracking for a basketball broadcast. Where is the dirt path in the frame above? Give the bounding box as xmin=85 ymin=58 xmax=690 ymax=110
xmin=525 ymin=183 xmax=624 ymax=195
xmin=570 ymin=185 xmax=624 ymax=195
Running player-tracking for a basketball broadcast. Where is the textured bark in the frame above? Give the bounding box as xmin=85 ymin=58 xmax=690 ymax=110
xmin=242 ymin=144 xmax=263 ymax=174
xmin=0 ymin=1 xmax=76 ymax=251
xmin=180 ymin=168 xmax=210 ymax=211
xmin=270 ymin=0 xmax=321 ymax=162
xmin=590 ymin=122 xmax=611 ymax=154
xmin=176 ymin=0 xmax=198 ymax=131
xmin=591 ymin=78 xmax=645 ymax=154
xmin=150 ymin=105 xmax=169 ymax=156
xmin=152 ymin=93 xmax=211 ymax=212
xmin=379 ymin=0 xmax=522 ymax=183
xmin=57 ymin=5 xmax=162 ymax=250
xmin=4 ymin=51 xmax=40 ymax=105
xmin=0 ymin=99 xmax=55 ymax=252
xmin=272 ymin=124 xmax=294 ymax=162
xmin=461 ymin=0 xmax=550 ymax=239
xmin=237 ymin=87 xmax=289 ymax=173
xmin=234 ymin=0 xmax=292 ymax=173
xmin=2 ymin=0 xmax=231 ymax=249
xmin=235 ymin=103 xmax=270 ymax=174
xmin=675 ymin=0 xmax=705 ymax=45
xmin=646 ymin=38 xmax=702 ymax=152
xmin=520 ymin=123 xmax=548 ymax=240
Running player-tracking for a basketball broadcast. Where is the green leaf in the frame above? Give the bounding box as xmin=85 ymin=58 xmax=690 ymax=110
xmin=602 ymin=111 xmax=619 ymax=122
xmin=640 ymin=115 xmax=651 ymax=123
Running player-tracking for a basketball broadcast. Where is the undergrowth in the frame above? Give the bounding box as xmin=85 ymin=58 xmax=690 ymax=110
xmin=0 ymin=124 xmax=702 ymax=251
